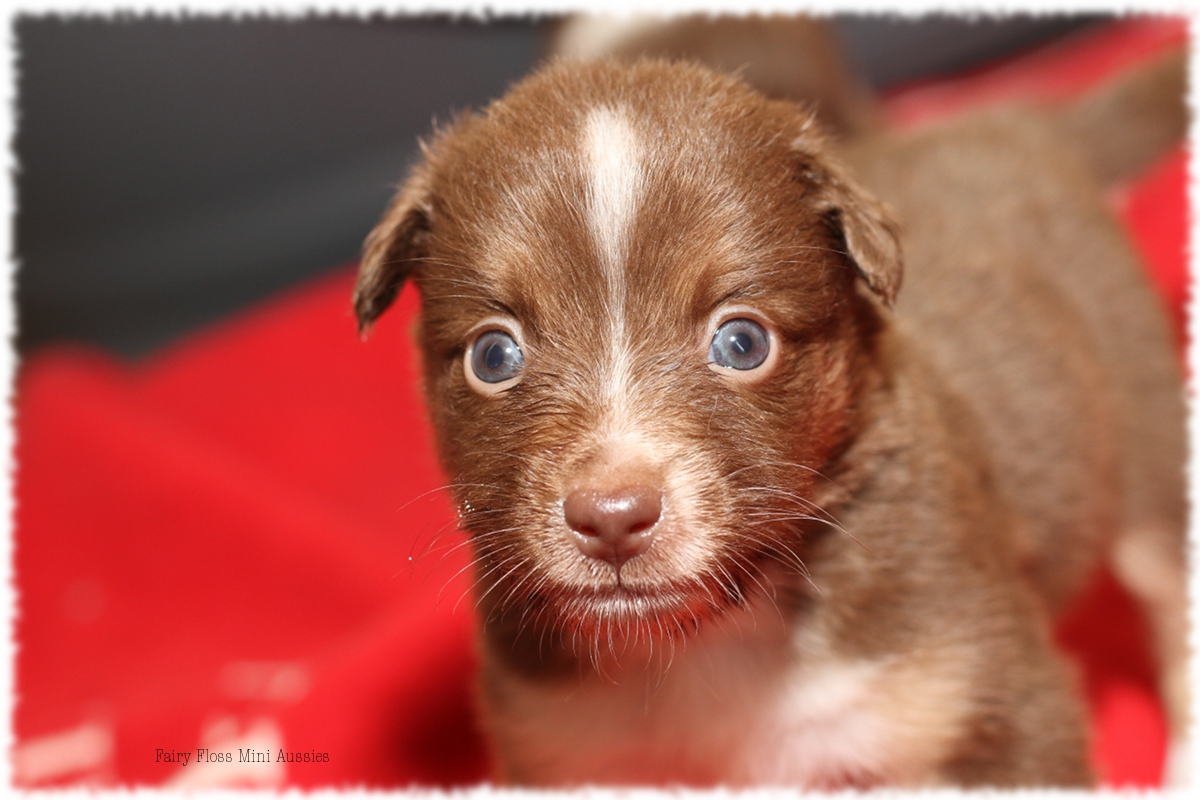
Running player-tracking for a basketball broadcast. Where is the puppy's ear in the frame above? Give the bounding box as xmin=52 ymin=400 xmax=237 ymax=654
xmin=354 ymin=164 xmax=434 ymax=334
xmin=811 ymin=157 xmax=904 ymax=308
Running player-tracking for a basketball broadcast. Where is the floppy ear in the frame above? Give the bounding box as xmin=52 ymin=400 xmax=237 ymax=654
xmin=354 ymin=164 xmax=434 ymax=334
xmin=810 ymin=155 xmax=904 ymax=308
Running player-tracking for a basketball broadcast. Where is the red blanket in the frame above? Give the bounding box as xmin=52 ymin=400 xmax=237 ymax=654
xmin=14 ymin=18 xmax=1188 ymax=788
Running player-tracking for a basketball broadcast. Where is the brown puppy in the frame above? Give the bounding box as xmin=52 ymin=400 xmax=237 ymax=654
xmin=354 ymin=54 xmax=1187 ymax=788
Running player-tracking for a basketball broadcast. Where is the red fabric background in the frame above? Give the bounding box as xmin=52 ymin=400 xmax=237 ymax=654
xmin=13 ymin=18 xmax=1189 ymax=788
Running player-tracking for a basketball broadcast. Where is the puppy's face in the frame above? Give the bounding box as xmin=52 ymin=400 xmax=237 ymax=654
xmin=357 ymin=61 xmax=900 ymax=638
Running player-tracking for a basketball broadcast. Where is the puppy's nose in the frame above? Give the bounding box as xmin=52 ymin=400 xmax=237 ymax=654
xmin=564 ymin=485 xmax=661 ymax=567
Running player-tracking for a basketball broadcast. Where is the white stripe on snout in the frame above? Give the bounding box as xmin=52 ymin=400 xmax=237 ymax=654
xmin=582 ymin=105 xmax=643 ymax=414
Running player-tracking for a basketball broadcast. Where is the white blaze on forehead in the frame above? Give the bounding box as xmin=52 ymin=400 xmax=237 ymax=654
xmin=583 ymin=104 xmax=644 ymax=282
xmin=582 ymin=105 xmax=644 ymax=414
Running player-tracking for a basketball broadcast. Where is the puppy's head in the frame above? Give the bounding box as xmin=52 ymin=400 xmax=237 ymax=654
xmin=357 ymin=60 xmax=901 ymax=639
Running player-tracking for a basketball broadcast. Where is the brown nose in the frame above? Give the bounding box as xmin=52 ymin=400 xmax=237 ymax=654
xmin=563 ymin=485 xmax=662 ymax=568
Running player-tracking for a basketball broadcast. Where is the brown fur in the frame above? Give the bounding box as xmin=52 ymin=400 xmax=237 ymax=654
xmin=355 ymin=53 xmax=1186 ymax=788
xmin=1058 ymin=48 xmax=1189 ymax=185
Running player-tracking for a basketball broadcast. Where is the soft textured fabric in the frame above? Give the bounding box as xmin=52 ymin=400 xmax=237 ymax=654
xmin=14 ymin=17 xmax=1187 ymax=788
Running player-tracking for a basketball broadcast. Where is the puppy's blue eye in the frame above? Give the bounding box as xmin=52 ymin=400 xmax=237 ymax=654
xmin=471 ymin=330 xmax=525 ymax=383
xmin=709 ymin=318 xmax=770 ymax=370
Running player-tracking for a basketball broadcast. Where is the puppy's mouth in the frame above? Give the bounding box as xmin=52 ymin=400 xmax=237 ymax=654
xmin=526 ymin=564 xmax=753 ymax=638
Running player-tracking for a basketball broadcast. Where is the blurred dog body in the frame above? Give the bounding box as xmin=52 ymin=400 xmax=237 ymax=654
xmin=553 ymin=14 xmax=880 ymax=138
xmin=355 ymin=20 xmax=1187 ymax=789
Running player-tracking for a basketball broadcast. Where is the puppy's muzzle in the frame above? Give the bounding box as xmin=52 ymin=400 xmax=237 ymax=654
xmin=564 ymin=484 xmax=662 ymax=568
